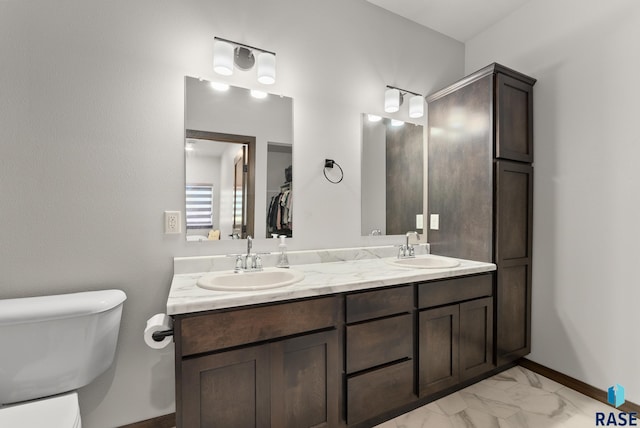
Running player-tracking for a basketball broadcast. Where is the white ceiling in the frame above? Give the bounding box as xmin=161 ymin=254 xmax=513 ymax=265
xmin=366 ymin=0 xmax=531 ymax=42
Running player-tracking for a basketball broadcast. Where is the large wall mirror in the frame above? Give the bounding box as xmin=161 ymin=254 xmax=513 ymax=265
xmin=184 ymin=77 xmax=293 ymax=241
xmin=361 ymin=114 xmax=424 ymax=236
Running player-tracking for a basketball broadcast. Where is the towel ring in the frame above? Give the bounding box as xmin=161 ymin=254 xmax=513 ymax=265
xmin=323 ymin=159 xmax=344 ymax=184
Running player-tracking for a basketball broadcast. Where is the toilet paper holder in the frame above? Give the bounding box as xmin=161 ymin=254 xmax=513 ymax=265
xmin=151 ymin=329 xmax=173 ymax=342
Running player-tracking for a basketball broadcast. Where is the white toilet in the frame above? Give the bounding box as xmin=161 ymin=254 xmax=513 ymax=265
xmin=0 ymin=289 xmax=127 ymax=427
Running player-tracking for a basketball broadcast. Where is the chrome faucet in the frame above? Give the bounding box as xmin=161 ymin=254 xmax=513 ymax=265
xmin=233 ymin=235 xmax=264 ymax=273
xmin=398 ymin=231 xmax=420 ymax=259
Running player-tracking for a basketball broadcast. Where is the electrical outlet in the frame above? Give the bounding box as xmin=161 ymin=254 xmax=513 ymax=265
xmin=164 ymin=211 xmax=181 ymax=234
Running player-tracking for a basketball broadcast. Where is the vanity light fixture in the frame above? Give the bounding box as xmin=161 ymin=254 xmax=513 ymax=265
xmin=384 ymin=85 xmax=424 ymax=118
xmin=213 ymin=37 xmax=277 ymax=85
xmin=391 ymin=119 xmax=405 ymax=127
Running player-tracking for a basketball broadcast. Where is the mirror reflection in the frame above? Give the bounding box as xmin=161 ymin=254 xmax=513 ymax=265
xmin=266 ymin=144 xmax=292 ymax=238
xmin=361 ymin=114 xmax=424 ymax=236
xmin=184 ymin=77 xmax=293 ymax=241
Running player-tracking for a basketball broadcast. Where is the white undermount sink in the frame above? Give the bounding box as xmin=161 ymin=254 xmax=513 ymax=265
xmin=197 ymin=268 xmax=305 ymax=291
xmin=388 ymin=255 xmax=461 ymax=269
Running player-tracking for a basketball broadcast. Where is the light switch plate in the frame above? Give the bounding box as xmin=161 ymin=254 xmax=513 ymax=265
xmin=416 ymin=214 xmax=424 ymax=229
xmin=430 ymin=214 xmax=440 ymax=230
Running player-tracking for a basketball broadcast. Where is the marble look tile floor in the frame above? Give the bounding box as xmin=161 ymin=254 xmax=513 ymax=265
xmin=374 ymin=366 xmax=618 ymax=428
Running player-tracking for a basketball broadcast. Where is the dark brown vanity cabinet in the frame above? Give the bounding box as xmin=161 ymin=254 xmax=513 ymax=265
xmin=427 ymin=63 xmax=535 ymax=368
xmin=418 ymin=275 xmax=494 ymax=396
xmin=174 ymin=297 xmax=341 ymax=428
xmin=173 ymin=274 xmax=501 ymax=427
xmin=344 ymin=286 xmax=415 ymax=426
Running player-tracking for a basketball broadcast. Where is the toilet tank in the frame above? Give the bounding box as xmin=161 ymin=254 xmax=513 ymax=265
xmin=0 ymin=290 xmax=127 ymax=405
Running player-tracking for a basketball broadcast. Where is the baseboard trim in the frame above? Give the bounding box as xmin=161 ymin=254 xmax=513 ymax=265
xmin=119 ymin=413 xmax=175 ymax=428
xmin=519 ymin=358 xmax=640 ymax=414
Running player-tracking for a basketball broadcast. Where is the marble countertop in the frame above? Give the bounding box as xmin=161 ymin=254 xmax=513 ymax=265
xmin=167 ymin=247 xmax=496 ymax=315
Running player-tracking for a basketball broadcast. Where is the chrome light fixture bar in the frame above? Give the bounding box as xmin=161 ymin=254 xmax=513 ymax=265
xmin=384 ymin=85 xmax=424 ymax=118
xmin=213 ymin=37 xmax=277 ymax=85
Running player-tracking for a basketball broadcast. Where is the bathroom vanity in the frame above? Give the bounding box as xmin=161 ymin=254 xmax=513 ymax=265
xmin=168 ymin=62 xmax=536 ymax=428
xmin=167 ymin=250 xmax=500 ymax=428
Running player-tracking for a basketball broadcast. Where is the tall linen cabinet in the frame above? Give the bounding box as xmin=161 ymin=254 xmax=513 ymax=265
xmin=426 ymin=63 xmax=536 ymax=366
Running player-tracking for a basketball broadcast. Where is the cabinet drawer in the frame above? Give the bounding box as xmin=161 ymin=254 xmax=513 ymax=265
xmin=418 ymin=274 xmax=492 ymax=309
xmin=347 ymin=359 xmax=415 ymax=425
xmin=179 ymin=297 xmax=339 ymax=356
xmin=346 ymin=285 xmax=413 ymax=323
xmin=346 ymin=313 xmax=412 ymax=374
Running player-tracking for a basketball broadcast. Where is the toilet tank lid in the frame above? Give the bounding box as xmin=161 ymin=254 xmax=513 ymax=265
xmin=0 ymin=289 xmax=127 ymax=326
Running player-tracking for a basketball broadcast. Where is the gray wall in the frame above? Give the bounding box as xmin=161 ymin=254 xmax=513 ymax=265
xmin=466 ymin=0 xmax=640 ymax=403
xmin=0 ymin=0 xmax=463 ymax=426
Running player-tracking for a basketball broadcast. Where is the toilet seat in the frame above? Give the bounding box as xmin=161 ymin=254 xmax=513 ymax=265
xmin=0 ymin=391 xmax=81 ymax=428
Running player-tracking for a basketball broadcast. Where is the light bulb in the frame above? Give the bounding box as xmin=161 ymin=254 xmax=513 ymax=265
xmin=367 ymin=114 xmax=382 ymax=122
xmin=391 ymin=119 xmax=405 ymax=127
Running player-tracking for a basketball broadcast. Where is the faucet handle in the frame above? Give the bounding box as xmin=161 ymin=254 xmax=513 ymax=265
xmin=233 ymin=255 xmax=243 ymax=273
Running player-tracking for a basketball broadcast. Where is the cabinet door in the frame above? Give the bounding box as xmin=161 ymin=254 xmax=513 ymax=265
xmin=419 ymin=305 xmax=459 ymax=396
xmin=495 ymin=161 xmax=533 ymax=365
xmin=460 ymin=297 xmax=494 ymax=380
xmin=495 ymin=73 xmax=534 ymax=163
xmin=181 ymin=345 xmax=270 ymax=428
xmin=271 ymin=330 xmax=340 ymax=428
